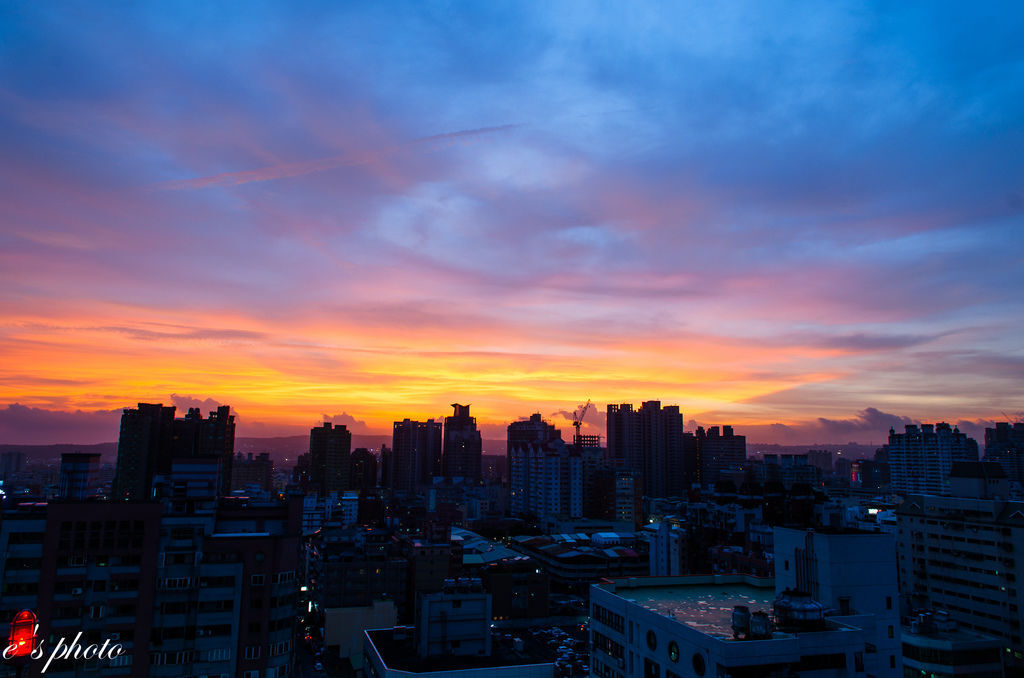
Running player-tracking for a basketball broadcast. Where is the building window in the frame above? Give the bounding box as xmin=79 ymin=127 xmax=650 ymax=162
xmin=691 ymin=653 xmax=706 ymax=677
xmin=251 ymin=574 xmax=265 ymax=586
xmin=668 ymin=641 xmax=679 ymax=663
xmin=886 ymin=596 xmax=892 ymax=610
xmin=889 ymin=655 xmax=896 ymax=669
xmin=646 ymin=630 xmax=657 ymax=650
xmin=888 ymin=625 xmax=894 ymax=639
xmin=643 ymin=657 xmax=660 ymax=678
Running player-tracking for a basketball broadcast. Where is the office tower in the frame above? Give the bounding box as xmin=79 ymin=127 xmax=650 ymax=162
xmin=58 ymin=452 xmax=100 ymax=499
xmin=442 ymin=404 xmax=482 ymax=481
xmin=349 ymin=447 xmax=379 ymax=492
xmin=113 ymin=402 xmax=177 ymax=500
xmin=888 ymin=423 xmax=979 ymax=496
xmin=775 ymin=527 xmax=902 ymax=677
xmin=696 ymin=425 xmax=746 ymax=484
xmin=508 ymin=424 xmax=583 ymax=519
xmin=309 ymin=422 xmax=352 ymax=495
xmin=984 ymin=421 xmax=1024 ymax=485
xmin=231 ymin=452 xmax=273 ymax=492
xmin=896 ymin=492 xmax=1024 ymax=671
xmin=391 ymin=419 xmax=443 ymax=492
xmin=606 ymin=403 xmax=641 ymax=471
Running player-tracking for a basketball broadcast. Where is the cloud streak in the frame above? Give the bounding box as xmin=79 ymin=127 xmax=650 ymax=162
xmin=151 ymin=124 xmax=524 ymax=191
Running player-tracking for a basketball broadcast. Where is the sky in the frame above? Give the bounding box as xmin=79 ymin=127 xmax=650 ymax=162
xmin=1 ymin=2 xmax=1023 ymax=446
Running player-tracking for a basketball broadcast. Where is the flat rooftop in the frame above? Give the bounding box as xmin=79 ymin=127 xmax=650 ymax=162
xmin=624 ymin=582 xmax=775 ymax=639
xmin=366 ymin=629 xmax=552 ymax=673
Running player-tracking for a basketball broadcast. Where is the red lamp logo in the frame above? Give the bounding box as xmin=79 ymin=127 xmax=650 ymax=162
xmin=6 ymin=609 xmax=37 ymax=659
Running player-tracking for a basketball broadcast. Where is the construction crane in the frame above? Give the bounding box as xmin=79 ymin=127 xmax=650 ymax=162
xmin=572 ymin=399 xmax=592 ymax=447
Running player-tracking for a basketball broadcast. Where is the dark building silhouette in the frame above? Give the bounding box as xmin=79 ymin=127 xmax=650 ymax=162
xmin=606 ymin=401 xmax=687 ymax=497
xmin=58 ymin=452 xmax=100 ymax=499
xmin=606 ymin=403 xmax=641 ymax=471
xmin=309 ymin=422 xmax=352 ymax=495
xmin=442 ymin=404 xmax=482 ymax=481
xmin=984 ymin=421 xmax=1024 ymax=485
xmin=392 ymin=419 xmax=442 ymax=491
xmin=231 ymin=451 xmax=273 ymax=492
xmin=639 ymin=401 xmax=685 ymax=498
xmin=350 ymin=447 xmax=379 ymax=492
xmin=696 ymin=425 xmax=746 ymax=484
xmin=112 ymin=403 xmax=177 ymax=500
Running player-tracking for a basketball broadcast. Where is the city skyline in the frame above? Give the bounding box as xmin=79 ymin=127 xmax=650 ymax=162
xmin=2 ymin=3 xmax=1023 ymax=446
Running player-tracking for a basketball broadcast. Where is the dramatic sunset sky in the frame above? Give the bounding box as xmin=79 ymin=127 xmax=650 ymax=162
xmin=1 ymin=3 xmax=1022 ymax=445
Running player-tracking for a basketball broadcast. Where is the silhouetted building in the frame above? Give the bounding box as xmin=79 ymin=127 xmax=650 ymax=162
xmin=309 ymin=422 xmax=352 ymax=495
xmin=589 ymin=467 xmax=642 ymax=528
xmin=507 ymin=413 xmax=560 ymax=495
xmin=0 ymin=451 xmax=25 ymax=482
xmin=606 ymin=403 xmax=641 ymax=471
xmin=984 ymin=421 xmax=1024 ymax=485
xmin=231 ymin=451 xmax=273 ymax=492
xmin=696 ymin=425 xmax=746 ymax=484
xmin=113 ymin=402 xmax=177 ymax=500
xmin=442 ymin=404 xmax=482 ymax=481
xmin=350 ymin=447 xmax=379 ymax=492
xmin=58 ymin=452 xmax=100 ymax=500
xmin=392 ymin=419 xmax=442 ymax=491
xmin=640 ymin=401 xmax=685 ymax=497
xmin=888 ymin=423 xmax=979 ymax=496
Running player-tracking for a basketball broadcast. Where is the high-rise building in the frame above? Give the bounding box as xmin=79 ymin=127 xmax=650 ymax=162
xmin=639 ymin=401 xmax=685 ymax=498
xmin=896 ymin=492 xmax=1024 ymax=671
xmin=696 ymin=425 xmax=746 ymax=484
xmin=606 ymin=403 xmax=641 ymax=471
xmin=231 ymin=452 xmax=273 ymax=492
xmin=58 ymin=452 xmax=100 ymax=499
xmin=349 ymin=447 xmax=379 ymax=492
xmin=606 ymin=402 xmax=687 ymax=497
xmin=112 ymin=403 xmax=177 ymax=500
xmin=508 ymin=419 xmax=582 ymax=519
xmin=113 ymin=403 xmax=236 ymax=501
xmin=984 ymin=421 xmax=1024 ymax=486
xmin=888 ymin=423 xmax=979 ymax=496
xmin=442 ymin=404 xmax=482 ymax=481
xmin=309 ymin=422 xmax=352 ymax=495
xmin=391 ymin=419 xmax=442 ymax=492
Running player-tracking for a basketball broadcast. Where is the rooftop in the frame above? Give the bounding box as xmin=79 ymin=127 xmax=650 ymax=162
xmin=614 ymin=579 xmax=775 ymax=639
xmin=366 ymin=628 xmax=551 ymax=673
xmin=597 ymin=575 xmax=853 ymax=641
